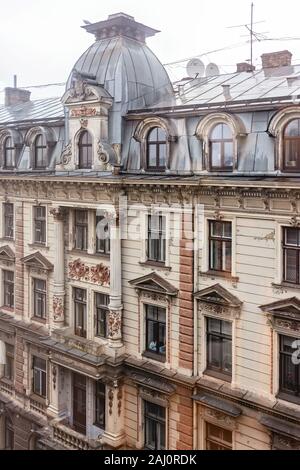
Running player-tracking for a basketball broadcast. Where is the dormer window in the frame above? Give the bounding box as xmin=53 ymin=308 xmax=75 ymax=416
xmin=283 ymin=119 xmax=300 ymax=171
xmin=4 ymin=137 xmax=14 ymax=169
xmin=209 ymin=124 xmax=233 ymax=170
xmin=78 ymin=131 xmax=93 ymax=169
xmin=34 ymin=134 xmax=47 ymax=169
xmin=147 ymin=127 xmax=167 ymax=171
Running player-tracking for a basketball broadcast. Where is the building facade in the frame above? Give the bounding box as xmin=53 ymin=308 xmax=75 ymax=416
xmin=0 ymin=13 xmax=300 ymax=450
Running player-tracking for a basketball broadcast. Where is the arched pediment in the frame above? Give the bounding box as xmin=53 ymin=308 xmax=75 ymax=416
xmin=0 ymin=246 xmax=15 ymax=263
xmin=24 ymin=126 xmax=57 ymax=147
xmin=268 ymin=105 xmax=300 ymax=137
xmin=195 ymin=112 xmax=247 ymax=140
xmin=0 ymin=129 xmax=23 ymax=147
xmin=133 ymin=117 xmax=178 ymax=143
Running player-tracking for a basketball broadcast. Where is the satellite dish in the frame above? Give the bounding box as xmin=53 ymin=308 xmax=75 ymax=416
xmin=206 ymin=63 xmax=220 ymax=77
xmin=186 ymin=58 xmax=205 ymax=78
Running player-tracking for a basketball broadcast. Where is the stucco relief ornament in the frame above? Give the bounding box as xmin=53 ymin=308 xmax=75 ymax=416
xmin=70 ymin=76 xmax=94 ymax=101
xmin=90 ymin=264 xmax=110 ymax=285
xmin=53 ymin=296 xmax=64 ymax=321
xmin=97 ymin=141 xmax=109 ymax=164
xmin=108 ymin=310 xmax=122 ymax=338
xmin=61 ymin=141 xmax=72 ymax=165
xmin=68 ymin=259 xmax=90 ymax=281
xmin=80 ymin=118 xmax=88 ymax=129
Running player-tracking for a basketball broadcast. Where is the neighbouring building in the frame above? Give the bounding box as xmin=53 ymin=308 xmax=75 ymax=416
xmin=1 ymin=12 xmax=300 ymax=451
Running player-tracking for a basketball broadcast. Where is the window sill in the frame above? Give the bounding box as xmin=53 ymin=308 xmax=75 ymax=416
xmin=272 ymin=282 xmax=300 ymax=291
xmin=31 ymin=316 xmax=47 ymax=325
xmin=0 ymin=377 xmax=14 ymax=386
xmin=139 ymin=261 xmax=171 ymax=271
xmin=0 ymin=237 xmax=15 ymax=243
xmin=200 ymin=270 xmax=239 ymax=283
xmin=143 ymin=351 xmax=166 ymax=363
xmin=276 ymin=392 xmax=300 ymax=405
xmin=30 ymin=393 xmax=47 ymax=405
xmin=67 ymin=250 xmax=109 ymax=260
xmin=28 ymin=243 xmax=49 ymax=250
xmin=0 ymin=306 xmax=14 ymax=314
xmin=204 ymin=369 xmax=232 ymax=383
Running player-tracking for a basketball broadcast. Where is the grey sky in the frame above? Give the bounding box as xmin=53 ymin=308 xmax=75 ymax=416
xmin=1 ymin=0 xmax=300 ymax=100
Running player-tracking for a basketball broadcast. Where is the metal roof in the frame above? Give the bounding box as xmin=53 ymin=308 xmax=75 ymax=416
xmin=0 ymin=97 xmax=64 ymax=125
xmin=176 ymin=65 xmax=300 ymax=107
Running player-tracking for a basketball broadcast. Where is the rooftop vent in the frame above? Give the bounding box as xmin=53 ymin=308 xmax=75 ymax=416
xmin=261 ymin=50 xmax=292 ymax=69
xmin=236 ymin=62 xmax=255 ymax=73
xmin=5 ymin=87 xmax=31 ymax=107
xmin=222 ymin=85 xmax=232 ymax=101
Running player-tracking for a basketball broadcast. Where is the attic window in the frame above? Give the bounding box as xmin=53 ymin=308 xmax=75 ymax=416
xmin=4 ymin=137 xmax=14 ymax=169
xmin=209 ymin=124 xmax=234 ymax=170
xmin=78 ymin=130 xmax=93 ymax=170
xmin=34 ymin=134 xmax=47 ymax=169
xmin=147 ymin=127 xmax=167 ymax=171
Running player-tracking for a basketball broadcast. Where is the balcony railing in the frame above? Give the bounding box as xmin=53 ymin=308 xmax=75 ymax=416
xmin=29 ymin=397 xmax=47 ymax=416
xmin=0 ymin=380 xmax=14 ymax=396
xmin=52 ymin=421 xmax=102 ymax=451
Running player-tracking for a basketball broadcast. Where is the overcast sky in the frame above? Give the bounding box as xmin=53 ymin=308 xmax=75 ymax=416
xmin=1 ymin=0 xmax=300 ymax=100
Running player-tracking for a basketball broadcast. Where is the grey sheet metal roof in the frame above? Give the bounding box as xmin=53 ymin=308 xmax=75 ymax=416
xmin=0 ymin=97 xmax=64 ymax=125
xmin=177 ymin=65 xmax=300 ymax=107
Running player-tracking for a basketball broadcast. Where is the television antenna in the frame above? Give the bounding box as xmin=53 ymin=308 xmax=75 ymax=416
xmin=227 ymin=3 xmax=267 ymax=68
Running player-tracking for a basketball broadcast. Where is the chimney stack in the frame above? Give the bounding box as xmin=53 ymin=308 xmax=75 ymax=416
xmin=236 ymin=62 xmax=255 ymax=73
xmin=5 ymin=87 xmax=31 ymax=107
xmin=261 ymin=50 xmax=292 ymax=70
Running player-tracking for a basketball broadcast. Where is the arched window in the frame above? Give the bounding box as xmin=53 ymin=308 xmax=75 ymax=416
xmin=147 ymin=127 xmax=167 ymax=170
xmin=34 ymin=134 xmax=47 ymax=169
xmin=209 ymin=124 xmax=234 ymax=170
xmin=78 ymin=131 xmax=93 ymax=169
xmin=284 ymin=119 xmax=300 ymax=170
xmin=4 ymin=137 xmax=14 ymax=169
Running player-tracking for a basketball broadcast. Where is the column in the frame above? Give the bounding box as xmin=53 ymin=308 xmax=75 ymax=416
xmin=108 ymin=210 xmax=123 ymax=349
xmin=47 ymin=363 xmax=66 ymax=419
xmin=102 ymin=380 xmax=125 ymax=448
xmin=50 ymin=207 xmax=66 ymax=328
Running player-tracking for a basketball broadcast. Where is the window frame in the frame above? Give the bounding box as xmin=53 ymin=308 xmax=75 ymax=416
xmin=3 ymin=270 xmax=14 ymax=309
xmin=3 ymin=136 xmax=14 ymax=170
xmin=33 ymin=278 xmax=47 ymax=321
xmin=33 ymin=205 xmax=47 ymax=245
xmin=205 ymin=317 xmax=232 ymax=380
xmin=147 ymin=214 xmax=166 ymax=264
xmin=74 ymin=287 xmax=87 ymax=338
xmin=95 ymin=292 xmax=109 ymax=339
xmin=144 ymin=304 xmax=167 ymax=362
xmin=3 ymin=203 xmax=14 ymax=239
xmin=5 ymin=418 xmax=14 ymax=450
xmin=209 ymin=123 xmax=234 ymax=171
xmin=78 ymin=130 xmax=93 ymax=170
xmin=278 ymin=334 xmax=300 ymax=400
xmin=205 ymin=422 xmax=232 ymax=450
xmin=34 ymin=134 xmax=48 ymax=169
xmin=94 ymin=381 xmax=106 ymax=429
xmin=32 ymin=356 xmax=47 ymax=398
xmin=283 ymin=119 xmax=300 ymax=171
xmin=208 ymin=220 xmax=232 ymax=274
xmin=4 ymin=344 xmax=14 ymax=382
xmin=96 ymin=215 xmax=111 ymax=255
xmin=146 ymin=127 xmax=167 ymax=171
xmin=282 ymin=227 xmax=300 ymax=285
xmin=144 ymin=401 xmax=166 ymax=450
xmin=74 ymin=210 xmax=88 ymax=251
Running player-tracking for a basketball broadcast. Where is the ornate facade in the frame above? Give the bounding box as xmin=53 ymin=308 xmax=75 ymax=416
xmin=1 ymin=12 xmax=300 ymax=450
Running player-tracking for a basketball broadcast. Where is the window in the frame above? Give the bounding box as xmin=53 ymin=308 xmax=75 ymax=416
xmin=34 ymin=134 xmax=47 ymax=169
xmin=74 ymin=288 xmax=87 ymax=338
xmin=95 ymin=382 xmax=106 ymax=429
xmin=32 ymin=357 xmax=47 ymax=398
xmin=209 ymin=221 xmax=232 ymax=273
xmin=147 ymin=127 xmax=167 ymax=170
xmin=74 ymin=210 xmax=88 ymax=251
xmin=279 ymin=335 xmax=300 ymax=399
xmin=209 ymin=123 xmax=233 ymax=170
xmin=5 ymin=418 xmax=14 ymax=450
xmin=206 ymin=318 xmax=232 ymax=378
xmin=145 ymin=305 xmax=166 ymax=360
xmin=4 ymin=344 xmax=14 ymax=381
xmin=144 ymin=402 xmax=166 ymax=450
xmin=283 ymin=119 xmax=300 ymax=171
xmin=33 ymin=279 xmax=46 ymax=320
xmin=73 ymin=373 xmax=86 ymax=435
xmin=283 ymin=227 xmax=300 ymax=284
xmin=206 ymin=423 xmax=232 ymax=450
xmin=3 ymin=203 xmax=14 ymax=239
xmin=4 ymin=136 xmax=14 ymax=169
xmin=78 ymin=131 xmax=93 ymax=169
xmin=96 ymin=215 xmax=111 ymax=255
xmin=95 ymin=293 xmax=109 ymax=339
xmin=33 ymin=206 xmax=46 ymax=244
xmin=147 ymin=214 xmax=166 ymax=264
xmin=3 ymin=271 xmax=14 ymax=309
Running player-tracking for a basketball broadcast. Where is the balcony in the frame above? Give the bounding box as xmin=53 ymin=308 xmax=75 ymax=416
xmin=29 ymin=396 xmax=47 ymax=417
xmin=0 ymin=379 xmax=14 ymax=397
xmin=52 ymin=420 xmax=103 ymax=450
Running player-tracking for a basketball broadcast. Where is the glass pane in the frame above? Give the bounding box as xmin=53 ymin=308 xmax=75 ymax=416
xmin=222 ymin=338 xmax=232 ymax=373
xmin=224 ymin=241 xmax=232 ymax=271
xmin=208 ymin=318 xmax=221 ymax=334
xmin=157 ymin=128 xmax=166 ymax=141
xmin=148 ymin=144 xmax=157 ymax=167
xmin=159 ymin=144 xmax=166 ymax=167
xmin=285 ymin=228 xmax=299 ymax=246
xmin=285 ymin=120 xmax=300 ymax=137
xmin=222 ymin=124 xmax=232 ymax=139
xmin=148 ymin=128 xmax=158 ymax=142
xmin=285 ymin=249 xmax=298 ymax=282
xmin=211 ymin=124 xmax=223 ymax=140
xmin=208 ymin=336 xmax=222 ymax=368
xmin=223 ymin=222 xmax=232 ymax=238
xmin=222 ymin=320 xmax=232 ymax=336
xmin=224 ymin=142 xmax=233 ymax=167
xmin=211 ymin=142 xmax=221 ymax=167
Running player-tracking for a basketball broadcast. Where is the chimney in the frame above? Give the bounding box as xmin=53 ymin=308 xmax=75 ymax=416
xmin=5 ymin=87 xmax=31 ymax=107
xmin=261 ymin=50 xmax=292 ymax=70
xmin=236 ymin=62 xmax=255 ymax=73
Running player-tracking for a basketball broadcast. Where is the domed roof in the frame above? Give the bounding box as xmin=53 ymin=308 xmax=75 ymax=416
xmin=67 ymin=13 xmax=175 ymax=111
